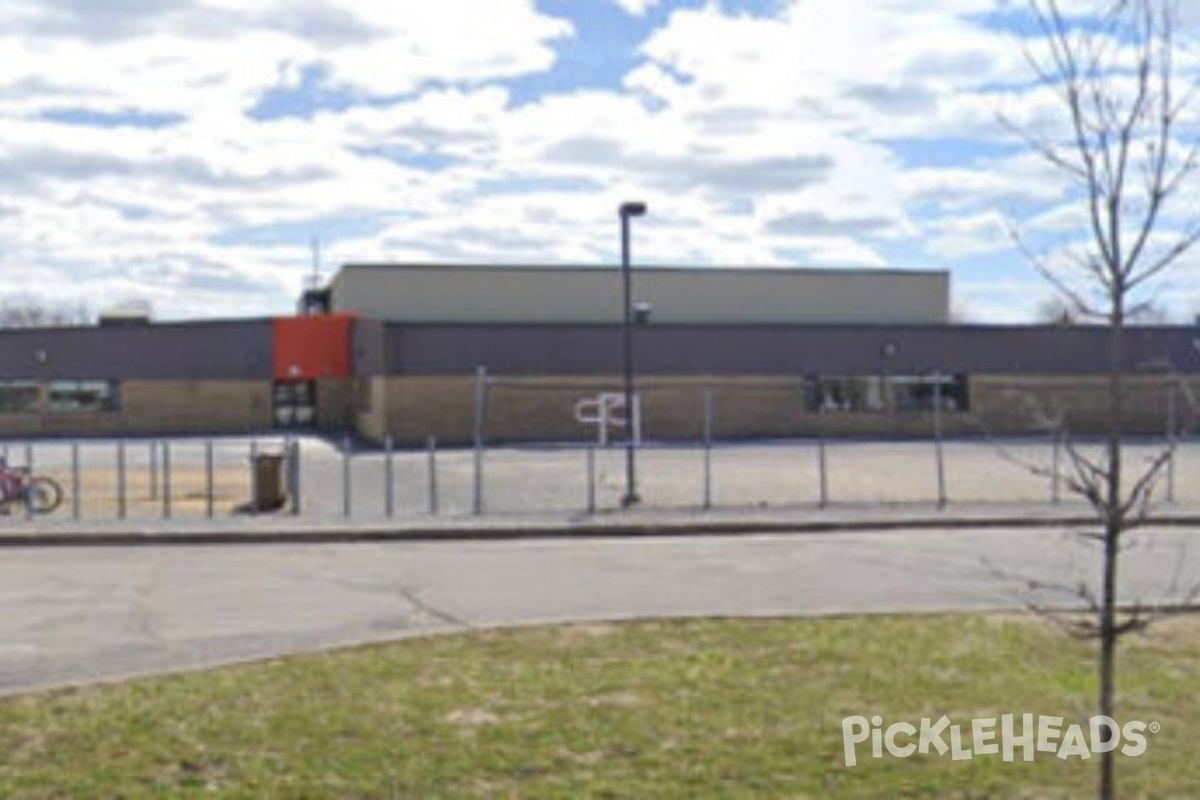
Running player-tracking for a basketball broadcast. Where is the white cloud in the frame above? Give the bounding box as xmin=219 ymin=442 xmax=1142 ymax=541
xmin=0 ymin=0 xmax=1193 ymax=321
xmin=924 ymin=211 xmax=1011 ymax=259
xmin=612 ymin=0 xmax=659 ymax=17
xmin=0 ymin=1 xmax=572 ymax=117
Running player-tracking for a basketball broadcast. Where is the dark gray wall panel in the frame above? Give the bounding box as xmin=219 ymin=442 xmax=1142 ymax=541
xmin=0 ymin=320 xmax=274 ymax=380
xmin=4 ymin=319 xmax=1194 ymax=382
xmin=352 ymin=319 xmax=386 ymax=379
xmin=378 ymin=323 xmax=1200 ymax=377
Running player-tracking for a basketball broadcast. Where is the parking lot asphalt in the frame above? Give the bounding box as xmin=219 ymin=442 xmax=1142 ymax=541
xmin=3 ymin=524 xmax=1199 ymax=695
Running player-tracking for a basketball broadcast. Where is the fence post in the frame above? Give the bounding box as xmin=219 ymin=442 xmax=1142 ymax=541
xmin=1167 ymin=382 xmax=1177 ymax=504
xmin=205 ymin=440 xmax=215 ymax=519
xmin=385 ymin=434 xmax=395 ymax=518
xmin=427 ymin=436 xmax=439 ymax=515
xmin=817 ymin=434 xmax=828 ymax=509
xmin=149 ymin=440 xmax=158 ymax=501
xmin=586 ymin=445 xmax=596 ymax=514
xmin=117 ymin=440 xmax=127 ymax=520
xmin=23 ymin=442 xmax=32 ymax=521
xmin=71 ymin=441 xmax=81 ymax=521
xmin=1051 ymin=432 xmax=1062 ymax=505
xmin=702 ymin=387 xmax=713 ymax=511
xmin=288 ymin=438 xmax=301 ymax=516
xmin=933 ymin=372 xmax=946 ymax=509
xmin=161 ymin=441 xmax=172 ymax=519
xmin=342 ymin=434 xmax=352 ymax=518
xmin=473 ymin=366 xmax=487 ymax=516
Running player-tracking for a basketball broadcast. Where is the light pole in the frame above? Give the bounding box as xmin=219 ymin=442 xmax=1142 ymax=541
xmin=619 ymin=201 xmax=647 ymax=507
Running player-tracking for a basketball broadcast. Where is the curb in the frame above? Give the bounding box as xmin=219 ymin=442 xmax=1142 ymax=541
xmin=3 ymin=513 xmax=1200 ymax=547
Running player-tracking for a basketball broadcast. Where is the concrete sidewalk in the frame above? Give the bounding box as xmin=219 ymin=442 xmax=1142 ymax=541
xmin=2 ymin=501 xmax=1200 ymax=546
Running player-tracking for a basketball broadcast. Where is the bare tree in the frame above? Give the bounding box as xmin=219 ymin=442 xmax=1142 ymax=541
xmin=0 ymin=297 xmax=91 ymax=328
xmin=1009 ymin=1 xmax=1200 ymax=797
xmin=1033 ymin=294 xmax=1080 ymax=324
xmin=1035 ymin=295 xmax=1171 ymax=325
xmin=1126 ymin=300 xmax=1172 ymax=325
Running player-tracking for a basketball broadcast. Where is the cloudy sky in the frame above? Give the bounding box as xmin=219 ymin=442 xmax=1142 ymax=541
xmin=1 ymin=0 xmax=1199 ymax=322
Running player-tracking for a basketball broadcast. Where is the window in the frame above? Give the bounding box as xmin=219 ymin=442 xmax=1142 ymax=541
xmin=0 ymin=381 xmax=39 ymax=414
xmin=893 ymin=374 xmax=969 ymax=412
xmin=48 ymin=380 xmax=119 ymax=412
xmin=272 ymin=380 xmax=316 ymax=427
xmin=806 ymin=376 xmax=884 ymax=413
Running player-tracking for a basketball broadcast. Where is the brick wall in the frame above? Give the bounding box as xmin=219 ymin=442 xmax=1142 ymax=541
xmin=355 ymin=373 xmax=1200 ymax=445
xmin=120 ymin=380 xmax=273 ymax=433
xmin=969 ymin=375 xmax=1193 ymax=435
xmin=0 ymin=380 xmax=271 ymax=437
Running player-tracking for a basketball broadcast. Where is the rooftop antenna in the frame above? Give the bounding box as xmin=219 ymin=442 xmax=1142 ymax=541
xmin=308 ymin=236 xmax=322 ymax=291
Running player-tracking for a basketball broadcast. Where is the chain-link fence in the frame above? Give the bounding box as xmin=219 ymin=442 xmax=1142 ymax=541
xmin=0 ymin=432 xmax=1194 ymax=526
xmin=0 ymin=437 xmax=268 ymax=523
xmin=0 ymin=370 xmax=1194 ymax=525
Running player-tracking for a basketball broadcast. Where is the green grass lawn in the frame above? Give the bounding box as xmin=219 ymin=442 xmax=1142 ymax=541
xmin=1 ymin=613 xmax=1198 ymax=798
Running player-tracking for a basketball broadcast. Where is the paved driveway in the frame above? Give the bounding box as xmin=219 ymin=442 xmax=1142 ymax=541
xmin=2 ymin=526 xmax=1199 ymax=695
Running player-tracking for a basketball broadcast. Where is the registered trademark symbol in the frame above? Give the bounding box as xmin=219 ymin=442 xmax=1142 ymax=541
xmin=1149 ymin=722 xmax=1161 ymax=734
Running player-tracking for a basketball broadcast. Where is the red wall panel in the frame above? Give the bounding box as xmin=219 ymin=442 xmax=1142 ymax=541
xmin=273 ymin=315 xmax=355 ymax=379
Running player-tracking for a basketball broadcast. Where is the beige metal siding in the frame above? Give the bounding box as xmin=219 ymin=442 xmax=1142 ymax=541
xmin=331 ymin=265 xmax=949 ymax=324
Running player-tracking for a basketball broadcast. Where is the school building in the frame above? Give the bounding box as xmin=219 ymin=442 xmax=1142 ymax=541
xmin=0 ymin=263 xmax=1191 ymax=442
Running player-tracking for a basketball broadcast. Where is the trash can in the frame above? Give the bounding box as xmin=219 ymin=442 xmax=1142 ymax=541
xmin=252 ymin=453 xmax=286 ymax=512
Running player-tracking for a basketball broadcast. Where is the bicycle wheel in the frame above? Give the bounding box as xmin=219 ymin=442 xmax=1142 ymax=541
xmin=24 ymin=476 xmax=63 ymax=514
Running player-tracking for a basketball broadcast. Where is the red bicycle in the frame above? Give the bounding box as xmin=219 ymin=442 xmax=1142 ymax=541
xmin=0 ymin=460 xmax=63 ymax=514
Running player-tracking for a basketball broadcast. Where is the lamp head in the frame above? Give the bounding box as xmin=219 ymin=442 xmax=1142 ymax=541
xmin=619 ymin=201 xmax=647 ymax=218
xmin=633 ymin=301 xmax=653 ymax=325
